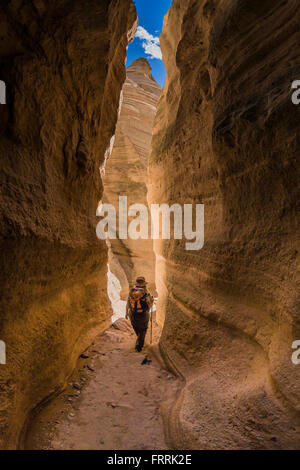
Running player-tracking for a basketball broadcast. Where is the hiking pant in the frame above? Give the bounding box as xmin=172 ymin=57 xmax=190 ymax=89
xmin=130 ymin=311 xmax=150 ymax=350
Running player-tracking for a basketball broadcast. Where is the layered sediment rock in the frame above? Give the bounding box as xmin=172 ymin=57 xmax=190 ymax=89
xmin=150 ymin=0 xmax=300 ymax=449
xmin=0 ymin=0 xmax=136 ymax=449
xmin=103 ymin=58 xmax=161 ymax=296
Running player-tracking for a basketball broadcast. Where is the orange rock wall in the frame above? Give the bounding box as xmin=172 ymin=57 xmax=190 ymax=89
xmin=0 ymin=0 xmax=136 ymax=449
xmin=150 ymin=0 xmax=300 ymax=449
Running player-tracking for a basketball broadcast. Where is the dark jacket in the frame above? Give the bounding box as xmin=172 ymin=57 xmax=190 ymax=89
xmin=126 ymin=287 xmax=153 ymax=318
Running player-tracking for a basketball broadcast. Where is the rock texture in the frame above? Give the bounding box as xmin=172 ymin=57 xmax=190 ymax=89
xmin=25 ymin=319 xmax=180 ymax=450
xmin=103 ymin=58 xmax=161 ymax=296
xmin=149 ymin=0 xmax=300 ymax=449
xmin=0 ymin=0 xmax=136 ymax=449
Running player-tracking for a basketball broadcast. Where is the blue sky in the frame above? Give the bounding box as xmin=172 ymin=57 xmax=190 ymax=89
xmin=126 ymin=0 xmax=173 ymax=87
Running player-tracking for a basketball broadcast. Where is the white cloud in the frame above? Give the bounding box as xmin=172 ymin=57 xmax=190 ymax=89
xmin=135 ymin=26 xmax=162 ymax=60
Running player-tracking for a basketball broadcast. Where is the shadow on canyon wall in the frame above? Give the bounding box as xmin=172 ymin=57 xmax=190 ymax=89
xmin=0 ymin=0 xmax=137 ymax=449
xmin=149 ymin=0 xmax=300 ymax=450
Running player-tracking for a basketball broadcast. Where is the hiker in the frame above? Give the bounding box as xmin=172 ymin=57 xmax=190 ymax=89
xmin=125 ymin=276 xmax=154 ymax=352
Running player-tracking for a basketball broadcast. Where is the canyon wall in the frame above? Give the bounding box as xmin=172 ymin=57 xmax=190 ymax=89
xmin=0 ymin=0 xmax=136 ymax=449
xmin=103 ymin=58 xmax=161 ymax=297
xmin=150 ymin=0 xmax=300 ymax=449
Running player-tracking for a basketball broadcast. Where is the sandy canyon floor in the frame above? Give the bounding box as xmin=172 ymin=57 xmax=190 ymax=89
xmin=25 ymin=319 xmax=181 ymax=450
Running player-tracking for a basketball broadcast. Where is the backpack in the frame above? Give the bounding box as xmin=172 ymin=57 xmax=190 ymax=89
xmin=129 ymin=287 xmax=149 ymax=314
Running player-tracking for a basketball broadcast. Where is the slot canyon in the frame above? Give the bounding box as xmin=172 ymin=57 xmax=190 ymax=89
xmin=0 ymin=0 xmax=299 ymax=451
xmin=102 ymin=57 xmax=161 ymax=298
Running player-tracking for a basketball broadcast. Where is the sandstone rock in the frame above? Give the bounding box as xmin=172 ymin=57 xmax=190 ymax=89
xmin=0 ymin=0 xmax=136 ymax=449
xmin=149 ymin=0 xmax=300 ymax=450
xmin=103 ymin=58 xmax=161 ymax=297
xmin=112 ymin=318 xmax=132 ymax=333
xmin=102 ymin=331 xmax=121 ymax=343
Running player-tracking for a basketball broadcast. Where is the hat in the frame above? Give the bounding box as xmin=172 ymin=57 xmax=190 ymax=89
xmin=135 ymin=276 xmax=147 ymax=287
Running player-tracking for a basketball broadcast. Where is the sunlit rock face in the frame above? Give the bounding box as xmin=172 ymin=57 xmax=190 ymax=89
xmin=103 ymin=58 xmax=161 ymax=297
xmin=107 ymin=265 xmax=127 ymax=323
xmin=0 ymin=0 xmax=136 ymax=449
xmin=149 ymin=0 xmax=300 ymax=449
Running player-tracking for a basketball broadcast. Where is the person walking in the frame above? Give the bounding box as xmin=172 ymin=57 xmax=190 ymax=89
xmin=125 ymin=276 xmax=154 ymax=352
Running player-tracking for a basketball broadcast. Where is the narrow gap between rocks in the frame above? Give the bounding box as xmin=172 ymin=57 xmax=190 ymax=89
xmin=24 ymin=43 xmax=179 ymax=453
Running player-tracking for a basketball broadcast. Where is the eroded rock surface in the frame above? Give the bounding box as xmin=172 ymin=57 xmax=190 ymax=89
xmin=149 ymin=0 xmax=300 ymax=449
xmin=0 ymin=0 xmax=136 ymax=449
xmin=25 ymin=320 xmax=180 ymax=450
xmin=103 ymin=58 xmax=161 ymax=296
